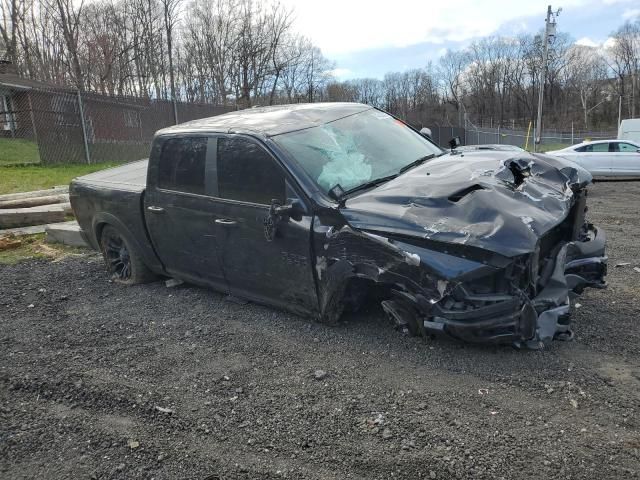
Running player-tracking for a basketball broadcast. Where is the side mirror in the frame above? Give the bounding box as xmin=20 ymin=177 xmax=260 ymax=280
xmin=265 ymin=198 xmax=304 ymax=242
xmin=272 ymin=198 xmax=304 ymax=222
xmin=449 ymin=136 xmax=461 ymax=149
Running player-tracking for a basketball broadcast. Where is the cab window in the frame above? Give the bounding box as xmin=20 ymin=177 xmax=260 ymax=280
xmin=217 ymin=137 xmax=286 ymax=205
xmin=157 ymin=137 xmax=208 ymax=194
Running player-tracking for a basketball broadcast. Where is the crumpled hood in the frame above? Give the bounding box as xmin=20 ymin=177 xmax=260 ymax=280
xmin=341 ymin=151 xmax=592 ymax=257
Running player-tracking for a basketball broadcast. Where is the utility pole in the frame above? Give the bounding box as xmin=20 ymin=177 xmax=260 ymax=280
xmin=618 ymin=94 xmax=622 ymax=128
xmin=534 ymin=5 xmax=560 ymax=152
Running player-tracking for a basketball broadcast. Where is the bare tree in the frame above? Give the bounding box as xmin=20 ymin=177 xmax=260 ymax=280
xmin=46 ymin=0 xmax=85 ymax=89
xmin=565 ymin=45 xmax=608 ymax=128
xmin=0 ymin=0 xmax=19 ymax=64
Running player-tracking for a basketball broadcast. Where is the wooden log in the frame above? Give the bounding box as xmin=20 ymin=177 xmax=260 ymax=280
xmin=0 ymin=219 xmax=78 ymax=238
xmin=0 ymin=203 xmax=72 ymax=229
xmin=0 ymin=186 xmax=68 ymax=203
xmin=0 ymin=224 xmax=47 ymax=236
xmin=0 ymin=194 xmax=70 ymax=209
xmin=0 ymin=236 xmax=22 ymax=251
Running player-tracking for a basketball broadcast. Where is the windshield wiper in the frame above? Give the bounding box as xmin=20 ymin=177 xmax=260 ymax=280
xmin=399 ymin=153 xmax=437 ymax=174
xmin=341 ymin=173 xmax=399 ymax=197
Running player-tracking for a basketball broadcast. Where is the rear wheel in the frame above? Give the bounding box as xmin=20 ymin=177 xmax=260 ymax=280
xmin=99 ymin=225 xmax=155 ymax=284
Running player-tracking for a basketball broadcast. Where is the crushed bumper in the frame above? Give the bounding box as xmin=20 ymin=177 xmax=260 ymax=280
xmin=420 ymin=225 xmax=607 ymax=349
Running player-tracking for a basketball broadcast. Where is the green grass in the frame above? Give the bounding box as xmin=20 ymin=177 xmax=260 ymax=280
xmin=521 ymin=143 xmax=570 ymax=153
xmin=0 ymin=163 xmax=119 ymax=195
xmin=0 ymin=138 xmax=41 ymax=165
xmin=536 ymin=143 xmax=569 ymax=153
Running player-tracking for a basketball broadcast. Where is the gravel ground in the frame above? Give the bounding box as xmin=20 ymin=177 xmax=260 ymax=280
xmin=1 ymin=181 xmax=639 ymax=480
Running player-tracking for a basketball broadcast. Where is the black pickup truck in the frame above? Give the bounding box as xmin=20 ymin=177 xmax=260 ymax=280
xmin=70 ymin=103 xmax=607 ymax=349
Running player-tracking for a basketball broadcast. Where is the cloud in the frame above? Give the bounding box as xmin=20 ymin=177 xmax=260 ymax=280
xmin=329 ymin=68 xmax=352 ymax=79
xmin=575 ymin=37 xmax=599 ymax=47
xmin=622 ymin=8 xmax=640 ymax=19
xmin=282 ymin=0 xmax=590 ymax=56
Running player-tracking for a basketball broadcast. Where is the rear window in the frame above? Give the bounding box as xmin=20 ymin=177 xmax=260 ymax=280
xmin=157 ymin=137 xmax=208 ymax=194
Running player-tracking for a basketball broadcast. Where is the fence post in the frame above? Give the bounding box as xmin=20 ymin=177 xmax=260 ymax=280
xmin=571 ymin=122 xmax=574 ymax=145
xmin=77 ymin=89 xmax=92 ymax=164
xmin=5 ymin=96 xmax=16 ymax=138
xmin=173 ymin=98 xmax=179 ymax=125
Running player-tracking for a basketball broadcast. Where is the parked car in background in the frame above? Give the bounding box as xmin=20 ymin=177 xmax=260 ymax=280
xmin=456 ymin=144 xmax=526 ymax=153
xmin=546 ymin=140 xmax=640 ymax=177
xmin=618 ymin=118 xmax=640 ymax=143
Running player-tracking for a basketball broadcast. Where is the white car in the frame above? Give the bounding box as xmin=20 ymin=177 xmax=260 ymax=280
xmin=546 ymin=140 xmax=640 ymax=177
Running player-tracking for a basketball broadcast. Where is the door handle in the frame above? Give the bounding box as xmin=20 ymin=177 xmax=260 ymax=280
xmin=215 ymin=218 xmax=237 ymax=226
xmin=147 ymin=206 xmax=165 ymax=213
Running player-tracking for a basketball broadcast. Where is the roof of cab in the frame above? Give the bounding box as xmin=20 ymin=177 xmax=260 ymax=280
xmin=156 ymin=102 xmax=373 ymax=138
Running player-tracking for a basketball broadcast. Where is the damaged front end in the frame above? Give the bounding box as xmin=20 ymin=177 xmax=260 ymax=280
xmin=419 ymin=220 xmax=606 ymax=348
xmin=314 ymin=154 xmax=607 ymax=349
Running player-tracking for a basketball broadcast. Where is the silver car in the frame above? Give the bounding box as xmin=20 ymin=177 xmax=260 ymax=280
xmin=546 ymin=140 xmax=640 ymax=177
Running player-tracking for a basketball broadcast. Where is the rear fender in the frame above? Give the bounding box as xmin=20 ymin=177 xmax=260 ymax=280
xmin=92 ymin=212 xmax=165 ymax=275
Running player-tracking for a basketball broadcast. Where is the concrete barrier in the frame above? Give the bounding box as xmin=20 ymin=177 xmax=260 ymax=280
xmin=45 ymin=221 xmax=87 ymax=248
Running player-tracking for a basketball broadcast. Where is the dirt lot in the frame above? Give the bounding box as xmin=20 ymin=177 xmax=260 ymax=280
xmin=1 ymin=181 xmax=639 ymax=480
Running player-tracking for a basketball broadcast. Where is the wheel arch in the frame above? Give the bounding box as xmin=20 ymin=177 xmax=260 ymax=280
xmin=92 ymin=212 xmax=164 ymax=275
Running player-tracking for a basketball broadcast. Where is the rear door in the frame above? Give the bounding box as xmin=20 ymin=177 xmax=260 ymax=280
xmin=144 ymin=135 xmax=227 ymax=291
xmin=610 ymin=141 xmax=640 ymax=176
xmin=208 ymin=135 xmax=318 ymax=315
xmin=577 ymin=142 xmax=611 ymax=175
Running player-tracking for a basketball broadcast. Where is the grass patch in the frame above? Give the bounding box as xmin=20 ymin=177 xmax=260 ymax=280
xmin=523 ymin=143 xmax=571 ymax=153
xmin=0 ymin=163 xmax=119 ymax=195
xmin=0 ymin=138 xmax=41 ymax=165
xmin=0 ymin=233 xmax=90 ymax=265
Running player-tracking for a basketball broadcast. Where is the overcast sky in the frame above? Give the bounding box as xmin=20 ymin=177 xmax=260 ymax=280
xmin=280 ymin=0 xmax=640 ymax=80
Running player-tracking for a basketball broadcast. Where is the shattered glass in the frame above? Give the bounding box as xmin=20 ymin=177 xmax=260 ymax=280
xmin=274 ymin=109 xmax=442 ymax=195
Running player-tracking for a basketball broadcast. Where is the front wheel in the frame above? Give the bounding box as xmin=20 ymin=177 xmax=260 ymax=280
xmin=99 ymin=225 xmax=156 ymax=284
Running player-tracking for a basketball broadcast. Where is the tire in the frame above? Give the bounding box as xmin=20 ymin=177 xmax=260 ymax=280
xmin=99 ymin=225 xmax=156 ymax=285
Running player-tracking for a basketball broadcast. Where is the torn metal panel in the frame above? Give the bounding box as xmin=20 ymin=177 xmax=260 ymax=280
xmin=342 ymin=152 xmax=590 ymax=257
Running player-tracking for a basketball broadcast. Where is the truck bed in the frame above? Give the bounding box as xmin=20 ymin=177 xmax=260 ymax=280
xmin=69 ymin=158 xmax=164 ymax=274
xmin=73 ymin=159 xmax=148 ymax=192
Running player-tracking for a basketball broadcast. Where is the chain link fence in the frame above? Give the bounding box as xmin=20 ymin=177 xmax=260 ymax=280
xmin=461 ymin=125 xmax=618 ymax=151
xmin=1 ymin=86 xmax=235 ymax=165
xmin=2 ymin=90 xmax=621 ymax=165
xmin=427 ymin=125 xmax=618 ymax=151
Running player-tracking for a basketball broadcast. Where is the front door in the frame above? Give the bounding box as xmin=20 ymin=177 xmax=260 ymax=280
xmin=144 ymin=136 xmax=227 ymax=291
xmin=208 ymin=135 xmax=318 ymax=315
xmin=611 ymin=141 xmax=640 ymax=175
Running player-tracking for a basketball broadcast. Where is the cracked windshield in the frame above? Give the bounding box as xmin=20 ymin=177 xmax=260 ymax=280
xmin=274 ymin=109 xmax=442 ymax=194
